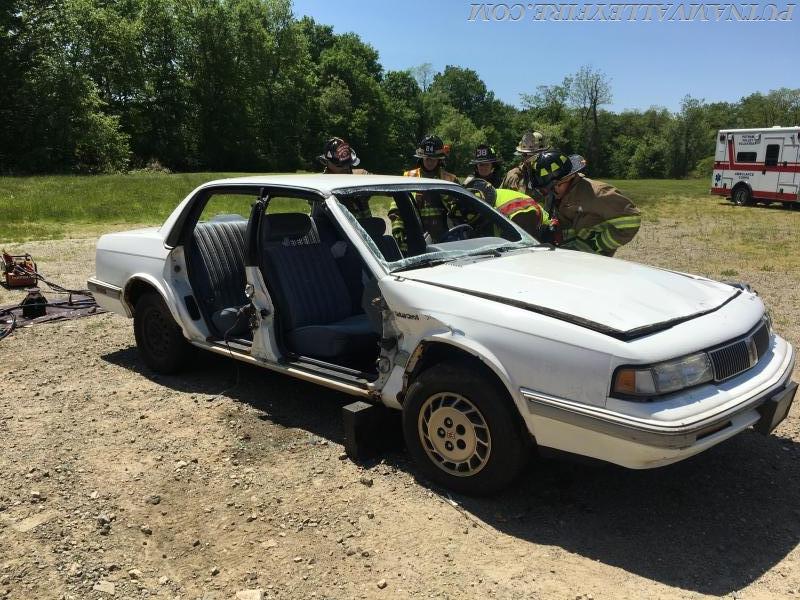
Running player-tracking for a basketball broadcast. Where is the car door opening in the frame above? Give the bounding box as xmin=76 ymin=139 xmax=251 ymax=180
xmin=257 ymin=205 xmax=382 ymax=376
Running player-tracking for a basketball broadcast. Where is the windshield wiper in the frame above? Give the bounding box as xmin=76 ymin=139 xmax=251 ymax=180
xmin=462 ymin=249 xmax=502 ymax=259
xmin=472 ymin=244 xmax=533 ymax=256
xmin=391 ymin=256 xmax=454 ymax=273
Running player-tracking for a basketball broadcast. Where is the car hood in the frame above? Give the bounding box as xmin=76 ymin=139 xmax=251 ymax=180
xmin=396 ymin=249 xmax=740 ymax=339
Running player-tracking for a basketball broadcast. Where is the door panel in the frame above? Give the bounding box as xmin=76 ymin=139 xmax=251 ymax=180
xmin=779 ymin=140 xmax=799 ymax=199
xmin=760 ymin=138 xmax=782 ymax=197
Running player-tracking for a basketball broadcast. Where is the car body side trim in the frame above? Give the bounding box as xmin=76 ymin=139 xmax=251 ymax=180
xmin=195 ymin=341 xmax=374 ymax=398
xmin=522 ymin=345 xmax=794 ymax=449
xmin=87 ymin=277 xmax=122 ymax=300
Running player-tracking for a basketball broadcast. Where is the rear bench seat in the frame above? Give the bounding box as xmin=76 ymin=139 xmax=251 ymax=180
xmin=188 ymin=219 xmax=250 ymax=337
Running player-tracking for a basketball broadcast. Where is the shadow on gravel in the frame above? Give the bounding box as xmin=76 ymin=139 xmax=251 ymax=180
xmin=461 ymin=434 xmax=800 ymax=596
xmin=103 ymin=347 xmax=800 ymax=596
xmin=102 ymin=346 xmax=358 ymax=445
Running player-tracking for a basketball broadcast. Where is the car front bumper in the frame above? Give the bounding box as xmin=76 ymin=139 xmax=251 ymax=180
xmin=520 ymin=336 xmax=796 ymax=469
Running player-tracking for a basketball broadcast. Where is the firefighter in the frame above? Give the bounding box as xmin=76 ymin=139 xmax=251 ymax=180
xmin=464 ymin=144 xmax=503 ymax=188
xmin=318 ymin=137 xmax=371 ymax=218
xmin=466 ymin=179 xmax=549 ymax=239
xmin=389 ymin=135 xmax=475 ymax=252
xmin=500 ymin=131 xmax=546 ymax=198
xmin=531 ymin=150 xmax=641 ymax=256
xmin=401 ymin=134 xmax=458 ymax=182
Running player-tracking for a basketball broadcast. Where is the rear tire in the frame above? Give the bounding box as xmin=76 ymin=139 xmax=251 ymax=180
xmin=732 ymin=185 xmax=751 ymax=206
xmin=133 ymin=292 xmax=193 ymax=374
xmin=402 ymin=360 xmax=529 ymax=495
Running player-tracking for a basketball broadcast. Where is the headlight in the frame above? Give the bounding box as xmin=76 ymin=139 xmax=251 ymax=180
xmin=612 ymin=352 xmax=714 ymax=399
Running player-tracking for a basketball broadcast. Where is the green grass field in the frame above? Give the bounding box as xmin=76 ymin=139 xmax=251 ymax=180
xmin=0 ymin=172 xmax=247 ymax=241
xmin=1 ymin=171 xmax=798 ymax=335
xmin=0 ymin=172 xmax=717 ymax=243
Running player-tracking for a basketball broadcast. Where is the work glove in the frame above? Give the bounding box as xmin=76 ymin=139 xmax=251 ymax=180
xmin=538 ymin=218 xmax=562 ymax=245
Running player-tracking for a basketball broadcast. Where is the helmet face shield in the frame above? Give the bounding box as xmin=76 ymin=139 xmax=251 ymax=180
xmin=532 ymin=151 xmax=586 ymax=188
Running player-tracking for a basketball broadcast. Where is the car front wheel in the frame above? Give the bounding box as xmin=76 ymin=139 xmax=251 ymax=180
xmin=133 ymin=292 xmax=193 ymax=374
xmin=403 ymin=360 xmax=529 ymax=495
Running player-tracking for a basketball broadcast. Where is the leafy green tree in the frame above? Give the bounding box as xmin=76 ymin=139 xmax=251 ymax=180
xmin=1 ymin=1 xmax=129 ymax=173
xmin=628 ymin=135 xmax=669 ymax=178
xmin=132 ymin=0 xmax=192 ymax=168
xmin=2 ymin=1 xmax=799 ymax=179
xmin=410 ymin=62 xmax=435 ymax=92
xmin=317 ymin=32 xmax=388 ymax=168
xmin=568 ymin=65 xmax=612 ymax=175
xmin=520 ymin=79 xmax=572 ymax=124
xmin=296 ymin=16 xmax=334 ymax=64
xmin=429 ymin=66 xmax=492 ymax=124
xmin=434 ymin=106 xmax=487 ymax=176
xmin=382 ymin=70 xmax=423 ymax=172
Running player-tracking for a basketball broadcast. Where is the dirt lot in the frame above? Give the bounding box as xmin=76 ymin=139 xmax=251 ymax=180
xmin=2 ymin=205 xmax=800 ymax=600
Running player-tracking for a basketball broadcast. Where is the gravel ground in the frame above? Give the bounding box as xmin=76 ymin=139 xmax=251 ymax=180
xmin=1 ymin=217 xmax=799 ymax=600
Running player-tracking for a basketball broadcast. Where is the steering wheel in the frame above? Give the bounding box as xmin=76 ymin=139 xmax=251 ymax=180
xmin=443 ymin=223 xmax=474 ymax=242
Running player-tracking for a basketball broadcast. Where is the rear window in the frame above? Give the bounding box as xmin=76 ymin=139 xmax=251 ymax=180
xmin=265 ymin=197 xmax=313 ymax=215
xmin=198 ymin=192 xmax=256 ymax=223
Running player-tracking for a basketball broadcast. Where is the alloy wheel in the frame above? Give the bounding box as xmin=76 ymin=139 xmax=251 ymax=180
xmin=417 ymin=392 xmax=491 ymax=477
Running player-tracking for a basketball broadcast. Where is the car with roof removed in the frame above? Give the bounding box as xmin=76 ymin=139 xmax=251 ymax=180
xmin=88 ymin=174 xmax=797 ymax=494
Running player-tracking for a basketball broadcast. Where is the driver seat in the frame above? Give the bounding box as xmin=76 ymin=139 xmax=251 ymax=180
xmin=358 ymin=217 xmax=402 ymax=261
xmin=259 ymin=213 xmax=378 ymax=360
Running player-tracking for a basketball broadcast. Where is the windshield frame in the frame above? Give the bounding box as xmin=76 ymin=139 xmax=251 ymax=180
xmin=330 ymin=183 xmax=540 ymax=274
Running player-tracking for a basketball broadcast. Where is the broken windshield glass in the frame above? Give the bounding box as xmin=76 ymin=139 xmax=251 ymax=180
xmin=331 ymin=184 xmax=539 ymax=273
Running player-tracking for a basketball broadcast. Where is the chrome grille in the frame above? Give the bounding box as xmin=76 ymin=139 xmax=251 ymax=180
xmin=709 ymin=320 xmax=770 ymax=382
xmin=753 ymin=320 xmax=770 ymax=357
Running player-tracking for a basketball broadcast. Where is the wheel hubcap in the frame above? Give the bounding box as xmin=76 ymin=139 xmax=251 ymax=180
xmin=418 ymin=392 xmax=491 ymax=477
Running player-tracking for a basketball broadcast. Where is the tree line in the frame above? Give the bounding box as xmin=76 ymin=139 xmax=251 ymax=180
xmin=2 ymin=0 xmax=799 ymax=178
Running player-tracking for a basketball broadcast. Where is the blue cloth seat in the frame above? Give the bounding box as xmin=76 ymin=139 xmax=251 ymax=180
xmin=260 ymin=213 xmax=378 ymax=359
xmin=358 ymin=217 xmax=403 ymax=261
xmin=189 ymin=219 xmax=250 ymax=338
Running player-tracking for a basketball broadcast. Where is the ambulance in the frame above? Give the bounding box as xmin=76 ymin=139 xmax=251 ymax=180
xmin=711 ymin=126 xmax=800 ymax=206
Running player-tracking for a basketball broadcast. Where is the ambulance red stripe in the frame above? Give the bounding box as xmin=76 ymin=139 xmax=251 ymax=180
xmin=710 ymin=187 xmax=798 ymax=201
xmin=713 ymin=162 xmax=800 ymax=173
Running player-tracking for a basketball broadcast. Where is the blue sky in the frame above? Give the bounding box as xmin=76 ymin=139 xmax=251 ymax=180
xmin=292 ymin=0 xmax=798 ymax=113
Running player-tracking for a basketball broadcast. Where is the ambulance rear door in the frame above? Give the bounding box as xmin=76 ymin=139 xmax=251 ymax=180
xmin=759 ymin=137 xmax=782 ymax=199
xmin=777 ymin=133 xmax=799 ymax=201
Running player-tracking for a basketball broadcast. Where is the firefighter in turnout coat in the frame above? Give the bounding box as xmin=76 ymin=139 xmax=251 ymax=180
xmin=389 ymin=135 xmax=477 ymax=252
xmin=466 ymin=179 xmax=549 ymax=239
xmin=532 ymin=151 xmax=641 ymax=256
xmin=500 ymin=131 xmax=546 ymax=198
xmin=319 ymin=137 xmax=371 ymax=219
xmin=463 ymin=144 xmax=503 ymax=188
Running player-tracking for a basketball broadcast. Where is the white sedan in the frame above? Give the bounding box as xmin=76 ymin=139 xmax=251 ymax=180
xmin=88 ymin=174 xmax=797 ymax=494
